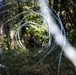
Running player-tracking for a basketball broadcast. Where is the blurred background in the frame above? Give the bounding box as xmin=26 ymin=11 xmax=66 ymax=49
xmin=0 ymin=0 xmax=76 ymax=75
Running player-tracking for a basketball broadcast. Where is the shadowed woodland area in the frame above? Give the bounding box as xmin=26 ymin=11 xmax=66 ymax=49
xmin=0 ymin=0 xmax=76 ymax=75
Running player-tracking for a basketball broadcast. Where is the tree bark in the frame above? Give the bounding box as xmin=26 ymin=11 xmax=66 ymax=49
xmin=18 ymin=1 xmax=26 ymax=36
xmin=10 ymin=29 xmax=14 ymax=49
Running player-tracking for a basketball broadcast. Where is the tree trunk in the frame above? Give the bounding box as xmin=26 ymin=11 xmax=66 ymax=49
xmin=0 ymin=0 xmax=7 ymax=48
xmin=10 ymin=29 xmax=14 ymax=49
xmin=18 ymin=1 xmax=26 ymax=36
xmin=0 ymin=21 xmax=4 ymax=41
